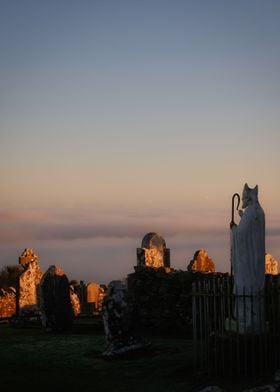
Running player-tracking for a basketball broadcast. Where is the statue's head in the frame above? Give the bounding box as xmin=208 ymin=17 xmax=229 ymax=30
xmin=242 ymin=183 xmax=258 ymax=208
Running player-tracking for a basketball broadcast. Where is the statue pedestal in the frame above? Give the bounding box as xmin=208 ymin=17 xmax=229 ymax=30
xmin=225 ymin=317 xmax=268 ymax=335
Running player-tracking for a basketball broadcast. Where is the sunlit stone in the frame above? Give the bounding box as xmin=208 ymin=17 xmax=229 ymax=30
xmin=188 ymin=249 xmax=215 ymax=273
xmin=86 ymin=282 xmax=104 ymax=313
xmin=265 ymin=253 xmax=278 ymax=275
xmin=137 ymin=232 xmax=170 ymax=270
xmin=18 ymin=248 xmax=43 ymax=315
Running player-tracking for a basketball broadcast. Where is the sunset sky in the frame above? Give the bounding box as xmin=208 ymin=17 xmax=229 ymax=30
xmin=1 ymin=0 xmax=280 ymax=283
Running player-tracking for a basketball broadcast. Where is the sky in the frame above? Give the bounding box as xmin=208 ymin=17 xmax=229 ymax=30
xmin=0 ymin=0 xmax=280 ymax=284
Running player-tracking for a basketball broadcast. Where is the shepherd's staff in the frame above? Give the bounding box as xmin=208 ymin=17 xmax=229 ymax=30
xmin=230 ymin=193 xmax=240 ymax=276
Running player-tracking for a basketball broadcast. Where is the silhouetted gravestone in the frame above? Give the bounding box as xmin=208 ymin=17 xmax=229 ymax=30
xmin=102 ymin=280 xmax=149 ymax=358
xmin=39 ymin=265 xmax=73 ymax=332
xmin=77 ymin=280 xmax=87 ymax=314
xmin=136 ymin=232 xmax=170 ymax=270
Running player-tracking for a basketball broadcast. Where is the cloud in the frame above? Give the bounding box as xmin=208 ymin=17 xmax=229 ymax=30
xmin=0 ymin=206 xmax=228 ymax=243
xmin=0 ymin=207 xmax=279 ymax=284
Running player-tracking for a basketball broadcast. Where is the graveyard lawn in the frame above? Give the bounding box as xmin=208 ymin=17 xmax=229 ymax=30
xmin=0 ymin=320 xmax=272 ymax=392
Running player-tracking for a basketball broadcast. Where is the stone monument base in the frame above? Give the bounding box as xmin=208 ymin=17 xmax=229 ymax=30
xmin=225 ymin=317 xmax=268 ymax=335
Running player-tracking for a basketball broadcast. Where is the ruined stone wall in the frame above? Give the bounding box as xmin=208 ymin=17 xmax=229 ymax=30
xmin=0 ymin=289 xmax=16 ymax=318
xmin=127 ymin=268 xmax=226 ymax=335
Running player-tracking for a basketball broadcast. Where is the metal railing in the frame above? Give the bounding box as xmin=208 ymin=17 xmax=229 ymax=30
xmin=192 ymin=275 xmax=280 ymax=378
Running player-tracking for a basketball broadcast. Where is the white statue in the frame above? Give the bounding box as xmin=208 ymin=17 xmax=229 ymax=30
xmin=230 ymin=183 xmax=266 ymax=332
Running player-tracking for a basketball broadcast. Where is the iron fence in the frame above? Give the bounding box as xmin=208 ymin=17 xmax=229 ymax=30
xmin=192 ymin=275 xmax=280 ymax=378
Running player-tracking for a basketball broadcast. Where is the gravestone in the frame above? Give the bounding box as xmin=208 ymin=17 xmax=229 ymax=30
xmin=102 ymin=280 xmax=148 ymax=358
xmin=86 ymin=282 xmax=102 ymax=313
xmin=265 ymin=253 xmax=278 ymax=275
xmin=136 ymin=232 xmax=170 ymax=270
xmin=19 ymin=248 xmax=38 ymax=266
xmin=77 ymin=280 xmax=87 ymax=314
xmin=70 ymin=285 xmax=81 ymax=317
xmin=39 ymin=265 xmax=73 ymax=332
xmin=17 ymin=248 xmax=43 ymax=316
xmin=188 ymin=249 xmax=215 ymax=273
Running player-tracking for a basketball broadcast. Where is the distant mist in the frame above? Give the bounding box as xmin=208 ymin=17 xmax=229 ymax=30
xmin=0 ymin=207 xmax=279 ymax=284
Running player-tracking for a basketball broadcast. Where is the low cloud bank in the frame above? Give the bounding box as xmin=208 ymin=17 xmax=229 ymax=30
xmin=0 ymin=207 xmax=279 ymax=283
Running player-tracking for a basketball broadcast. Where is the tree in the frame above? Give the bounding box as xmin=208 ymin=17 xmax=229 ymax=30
xmin=0 ymin=265 xmax=23 ymax=290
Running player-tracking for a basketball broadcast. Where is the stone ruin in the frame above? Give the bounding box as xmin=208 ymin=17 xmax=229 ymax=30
xmin=187 ymin=249 xmax=215 ymax=273
xmin=136 ymin=232 xmax=170 ymax=271
xmin=17 ymin=248 xmax=43 ymax=316
xmin=128 ymin=237 xmax=219 ymax=333
xmin=39 ymin=265 xmax=74 ymax=332
xmin=0 ymin=287 xmax=16 ymax=318
xmin=0 ymin=248 xmax=43 ymax=319
xmin=265 ymin=253 xmax=278 ymax=275
xmin=0 ymin=248 xmax=82 ymax=322
xmin=102 ymin=280 xmax=149 ymax=358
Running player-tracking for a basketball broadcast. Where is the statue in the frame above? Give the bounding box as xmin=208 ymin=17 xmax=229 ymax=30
xmin=230 ymin=183 xmax=266 ymax=332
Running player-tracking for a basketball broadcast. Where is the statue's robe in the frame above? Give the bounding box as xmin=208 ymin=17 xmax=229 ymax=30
xmin=231 ymin=202 xmax=265 ymax=294
xmin=231 ymin=201 xmax=265 ymax=330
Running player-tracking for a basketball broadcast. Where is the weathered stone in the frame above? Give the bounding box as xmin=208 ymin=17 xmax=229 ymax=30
xmin=127 ymin=268 xmax=199 ymax=334
xmin=19 ymin=248 xmax=38 ymax=266
xmin=0 ymin=288 xmax=16 ymax=318
xmin=39 ymin=265 xmax=73 ymax=332
xmin=188 ymin=249 xmax=215 ymax=273
xmin=137 ymin=232 xmax=170 ymax=270
xmin=265 ymin=253 xmax=278 ymax=275
xmin=102 ymin=280 xmax=148 ymax=358
xmin=18 ymin=256 xmax=43 ymax=315
xmin=86 ymin=282 xmax=104 ymax=313
xmin=98 ymin=285 xmax=106 ymax=311
xmin=70 ymin=285 xmax=81 ymax=317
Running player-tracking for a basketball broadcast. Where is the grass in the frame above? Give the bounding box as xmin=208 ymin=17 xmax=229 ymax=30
xmin=0 ymin=319 xmax=274 ymax=392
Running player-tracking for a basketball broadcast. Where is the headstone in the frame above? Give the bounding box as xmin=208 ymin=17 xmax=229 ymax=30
xmin=17 ymin=248 xmax=43 ymax=316
xmin=230 ymin=183 xmax=265 ymax=333
xmin=137 ymin=232 xmax=170 ymax=270
xmin=86 ymin=282 xmax=103 ymax=313
xmin=102 ymin=280 xmax=149 ymax=358
xmin=39 ymin=265 xmax=73 ymax=332
xmin=188 ymin=249 xmax=215 ymax=273
xmin=19 ymin=248 xmax=38 ymax=266
xmin=77 ymin=280 xmax=87 ymax=314
xmin=70 ymin=285 xmax=81 ymax=317
xmin=265 ymin=253 xmax=278 ymax=275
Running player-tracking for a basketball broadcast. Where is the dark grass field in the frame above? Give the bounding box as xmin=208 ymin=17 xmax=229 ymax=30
xmin=0 ymin=319 xmax=273 ymax=392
